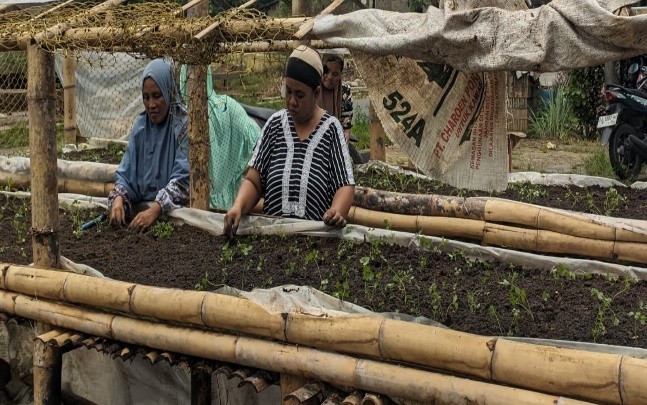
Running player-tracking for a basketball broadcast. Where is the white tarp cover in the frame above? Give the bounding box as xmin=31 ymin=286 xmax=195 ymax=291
xmin=54 ymin=52 xmax=151 ymax=140
xmin=312 ymin=0 xmax=647 ymax=73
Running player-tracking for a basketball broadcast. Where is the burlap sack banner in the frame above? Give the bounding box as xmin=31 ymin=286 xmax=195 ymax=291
xmin=354 ymin=52 xmax=508 ymax=190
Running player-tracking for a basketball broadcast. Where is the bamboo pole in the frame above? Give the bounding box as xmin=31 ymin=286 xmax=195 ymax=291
xmin=62 ymin=53 xmax=78 ymax=145
xmin=33 ymin=339 xmax=61 ymax=405
xmin=215 ymin=39 xmax=331 ymax=53
xmin=194 ymin=0 xmax=258 ymax=40
xmin=0 ymin=172 xmax=114 ymax=197
xmin=368 ymin=103 xmax=386 ymax=162
xmin=292 ymin=0 xmax=311 ymax=17
xmin=187 ymin=0 xmax=210 ymax=210
xmin=282 ymin=376 xmax=318 ymax=405
xmin=293 ymin=0 xmax=346 ymax=39
xmin=0 ymin=289 xmax=595 ymax=405
xmin=2 ymin=264 xmax=646 ymax=404
xmin=353 ymin=188 xmax=647 ymax=243
xmin=28 ymin=43 xmax=59 ymax=270
xmin=32 ymin=0 xmax=75 ymax=20
xmin=33 ymin=0 xmax=126 ymax=43
xmin=47 ymin=17 xmax=310 ymax=48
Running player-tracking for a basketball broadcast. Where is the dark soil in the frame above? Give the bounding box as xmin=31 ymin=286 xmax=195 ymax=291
xmin=2 ymin=193 xmax=647 ymax=349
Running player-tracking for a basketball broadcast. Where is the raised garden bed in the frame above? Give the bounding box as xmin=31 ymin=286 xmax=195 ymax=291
xmin=1 ymin=190 xmax=647 ymax=349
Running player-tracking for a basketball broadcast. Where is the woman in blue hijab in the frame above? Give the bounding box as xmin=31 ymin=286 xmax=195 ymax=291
xmin=108 ymin=59 xmax=190 ymax=232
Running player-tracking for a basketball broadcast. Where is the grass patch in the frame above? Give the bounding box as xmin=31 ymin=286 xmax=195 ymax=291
xmin=352 ymin=109 xmax=370 ymax=150
xmin=0 ymin=122 xmax=65 ymax=149
xmin=584 ymin=147 xmax=615 ymax=178
xmin=0 ymin=123 xmax=29 ymax=148
xmin=528 ymin=86 xmax=579 ymax=141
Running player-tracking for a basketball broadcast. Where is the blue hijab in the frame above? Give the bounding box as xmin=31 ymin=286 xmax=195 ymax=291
xmin=115 ymin=60 xmax=189 ymax=203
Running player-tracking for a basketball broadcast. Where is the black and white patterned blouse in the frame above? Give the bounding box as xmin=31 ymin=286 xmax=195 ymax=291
xmin=340 ymin=81 xmax=354 ymax=131
xmin=250 ymin=109 xmax=355 ymax=221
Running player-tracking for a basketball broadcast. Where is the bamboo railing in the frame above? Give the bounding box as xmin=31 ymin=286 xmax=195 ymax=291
xmin=1 ymin=264 xmax=646 ymax=405
xmin=0 ymin=287 xmax=596 ymax=405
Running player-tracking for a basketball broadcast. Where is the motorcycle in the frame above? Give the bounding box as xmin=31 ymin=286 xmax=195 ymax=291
xmin=241 ymin=103 xmax=367 ymax=165
xmin=597 ymin=59 xmax=647 ymax=180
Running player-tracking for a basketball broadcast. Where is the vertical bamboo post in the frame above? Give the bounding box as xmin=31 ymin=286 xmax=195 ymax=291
xmin=292 ymin=0 xmax=311 ymax=16
xmin=191 ymin=364 xmax=211 ymax=405
xmin=187 ymin=0 xmax=210 ymax=210
xmin=63 ymin=52 xmax=77 ymax=145
xmin=368 ymin=101 xmax=386 ymax=162
xmin=33 ymin=340 xmax=62 ymax=405
xmin=28 ymin=43 xmax=59 ymax=269
xmin=281 ymin=374 xmax=317 ymax=405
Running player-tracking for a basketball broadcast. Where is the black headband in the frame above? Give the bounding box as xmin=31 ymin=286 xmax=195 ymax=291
xmin=285 ymin=57 xmax=321 ymax=90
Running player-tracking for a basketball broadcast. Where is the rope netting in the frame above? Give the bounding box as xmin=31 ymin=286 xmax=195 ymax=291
xmin=0 ymin=0 xmax=304 ymax=139
xmin=0 ymin=1 xmax=304 ymax=64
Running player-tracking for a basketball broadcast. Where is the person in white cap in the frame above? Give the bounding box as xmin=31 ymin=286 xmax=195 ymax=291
xmin=223 ymin=46 xmax=355 ymax=238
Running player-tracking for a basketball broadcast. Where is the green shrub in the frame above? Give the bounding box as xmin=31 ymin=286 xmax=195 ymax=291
xmin=528 ymin=86 xmax=579 ymax=141
xmin=563 ymin=66 xmax=605 ymax=140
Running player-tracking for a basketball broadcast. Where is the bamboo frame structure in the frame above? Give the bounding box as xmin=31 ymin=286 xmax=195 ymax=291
xmin=352 ymin=187 xmax=647 ymax=242
xmin=2 ymin=17 xmax=312 ymax=52
xmin=292 ymin=0 xmax=346 ymax=39
xmin=0 ymin=288 xmax=596 ymax=405
xmin=0 ymin=173 xmax=114 ymax=197
xmin=27 ymin=43 xmax=59 ymax=270
xmin=1 ymin=264 xmax=646 ymax=404
xmin=33 ymin=339 xmax=61 ymax=405
xmin=62 ymin=53 xmax=77 ymax=145
xmin=369 ymin=103 xmax=386 ymax=162
xmin=348 ymin=206 xmax=647 ymax=264
xmin=186 ymin=0 xmax=210 ymax=210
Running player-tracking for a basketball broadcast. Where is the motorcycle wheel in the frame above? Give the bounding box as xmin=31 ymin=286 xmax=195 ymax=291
xmin=609 ymin=124 xmax=643 ymax=181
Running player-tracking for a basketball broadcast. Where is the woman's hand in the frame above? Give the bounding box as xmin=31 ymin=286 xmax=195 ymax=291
xmin=128 ymin=203 xmax=161 ymax=233
xmin=323 ymin=208 xmax=347 ymax=228
xmin=223 ymin=206 xmax=242 ymax=239
xmin=110 ymin=196 xmax=126 ymax=227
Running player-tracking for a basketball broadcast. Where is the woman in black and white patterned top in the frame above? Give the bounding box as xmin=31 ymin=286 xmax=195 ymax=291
xmin=224 ymin=46 xmax=355 ymax=237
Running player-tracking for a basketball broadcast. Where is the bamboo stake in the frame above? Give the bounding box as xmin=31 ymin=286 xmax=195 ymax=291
xmin=179 ymin=0 xmax=207 ymax=15
xmin=194 ymin=0 xmax=258 ymax=40
xmin=0 ymin=289 xmax=595 ymax=405
xmin=187 ymin=0 xmax=210 ymax=211
xmin=63 ymin=53 xmax=78 ymax=145
xmin=33 ymin=0 xmax=126 ymax=43
xmin=32 ymin=0 xmax=75 ymax=20
xmin=2 ymin=264 xmax=644 ymax=404
xmin=368 ymin=103 xmax=386 ymax=162
xmin=215 ymin=39 xmax=331 ymax=53
xmin=33 ymin=339 xmax=62 ymax=405
xmin=282 ymin=376 xmax=318 ymax=405
xmin=293 ymin=0 xmax=346 ymax=39
xmin=28 ymin=43 xmax=59 ymax=270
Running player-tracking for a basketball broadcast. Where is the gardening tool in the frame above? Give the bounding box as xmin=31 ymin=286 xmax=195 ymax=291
xmin=80 ymin=213 xmax=107 ymax=231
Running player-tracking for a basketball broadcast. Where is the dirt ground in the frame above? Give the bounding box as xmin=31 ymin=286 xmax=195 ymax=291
xmin=383 ymin=138 xmax=601 ymax=174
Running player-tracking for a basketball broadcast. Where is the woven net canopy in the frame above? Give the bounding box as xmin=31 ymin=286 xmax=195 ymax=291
xmin=0 ymin=0 xmax=307 ymax=64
